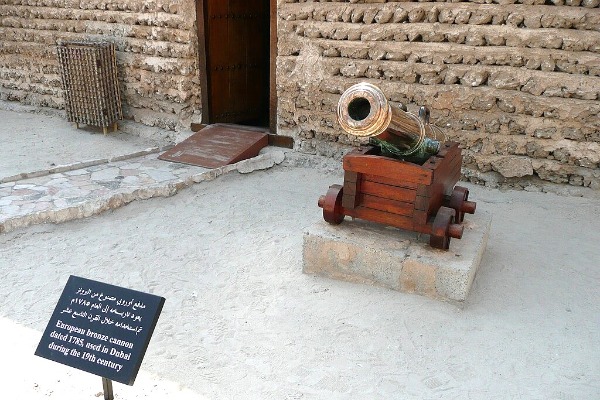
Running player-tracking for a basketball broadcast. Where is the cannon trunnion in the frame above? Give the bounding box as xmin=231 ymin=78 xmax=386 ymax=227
xmin=318 ymin=142 xmax=476 ymax=250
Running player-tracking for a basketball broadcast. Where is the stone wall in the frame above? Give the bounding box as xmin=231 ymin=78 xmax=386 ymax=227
xmin=0 ymin=0 xmax=202 ymax=130
xmin=1 ymin=0 xmax=598 ymax=190
xmin=277 ymin=0 xmax=600 ymax=190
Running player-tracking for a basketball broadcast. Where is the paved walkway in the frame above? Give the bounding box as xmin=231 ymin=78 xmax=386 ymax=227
xmin=0 ymin=149 xmax=286 ymax=234
xmin=0 ymin=104 xmax=286 ymax=234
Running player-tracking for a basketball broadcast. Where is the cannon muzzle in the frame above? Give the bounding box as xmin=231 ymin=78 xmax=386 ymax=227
xmin=337 ymin=82 xmax=443 ymax=161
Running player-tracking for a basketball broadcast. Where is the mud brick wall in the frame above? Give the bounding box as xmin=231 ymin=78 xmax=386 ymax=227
xmin=0 ymin=0 xmax=201 ymax=130
xmin=277 ymin=0 xmax=600 ymax=190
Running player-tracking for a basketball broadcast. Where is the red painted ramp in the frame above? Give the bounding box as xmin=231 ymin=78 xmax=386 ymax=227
xmin=159 ymin=124 xmax=268 ymax=169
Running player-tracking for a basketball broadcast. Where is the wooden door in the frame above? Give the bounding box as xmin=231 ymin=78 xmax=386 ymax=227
xmin=203 ymin=0 xmax=270 ymax=127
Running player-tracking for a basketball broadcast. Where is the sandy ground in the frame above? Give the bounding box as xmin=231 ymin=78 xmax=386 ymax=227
xmin=0 ymin=108 xmax=599 ymax=399
xmin=1 ymin=159 xmax=599 ymax=399
xmin=0 ymin=106 xmax=177 ymax=182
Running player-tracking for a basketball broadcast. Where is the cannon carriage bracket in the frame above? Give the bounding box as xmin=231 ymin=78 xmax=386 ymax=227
xmin=318 ymin=141 xmax=476 ymax=250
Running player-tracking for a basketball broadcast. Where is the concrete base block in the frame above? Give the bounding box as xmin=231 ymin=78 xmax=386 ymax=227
xmin=303 ymin=211 xmax=492 ymax=301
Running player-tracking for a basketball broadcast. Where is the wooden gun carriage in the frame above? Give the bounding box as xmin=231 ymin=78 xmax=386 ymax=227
xmin=318 ymin=141 xmax=476 ymax=250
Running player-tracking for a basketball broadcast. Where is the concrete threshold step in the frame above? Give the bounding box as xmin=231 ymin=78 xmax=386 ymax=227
xmin=0 ymin=148 xmax=285 ymax=234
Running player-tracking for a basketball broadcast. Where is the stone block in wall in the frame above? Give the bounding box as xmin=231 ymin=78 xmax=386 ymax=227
xmin=491 ymin=156 xmax=534 ymax=178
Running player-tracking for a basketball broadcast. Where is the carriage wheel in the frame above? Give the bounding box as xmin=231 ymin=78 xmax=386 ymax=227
xmin=430 ymin=206 xmax=464 ymax=250
xmin=317 ymin=184 xmax=345 ymax=225
xmin=448 ymin=186 xmax=476 ymax=223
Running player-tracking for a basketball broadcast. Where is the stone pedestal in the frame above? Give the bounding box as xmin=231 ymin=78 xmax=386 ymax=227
xmin=302 ymin=211 xmax=491 ymax=301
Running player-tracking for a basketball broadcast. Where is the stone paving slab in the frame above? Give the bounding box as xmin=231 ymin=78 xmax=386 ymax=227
xmin=0 ymin=148 xmax=286 ymax=234
xmin=303 ymin=210 xmax=492 ymax=302
xmin=0 ymin=147 xmax=167 ymax=184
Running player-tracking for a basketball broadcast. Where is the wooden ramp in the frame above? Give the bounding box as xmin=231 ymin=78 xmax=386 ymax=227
xmin=159 ymin=124 xmax=268 ymax=169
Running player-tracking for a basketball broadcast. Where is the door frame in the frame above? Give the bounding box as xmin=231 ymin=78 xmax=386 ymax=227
xmin=195 ymin=0 xmax=277 ymax=134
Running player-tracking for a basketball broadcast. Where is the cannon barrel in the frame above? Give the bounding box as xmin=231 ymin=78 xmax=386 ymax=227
xmin=337 ymin=82 xmax=442 ymax=160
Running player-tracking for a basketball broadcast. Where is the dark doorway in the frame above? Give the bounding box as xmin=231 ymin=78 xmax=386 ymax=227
xmin=198 ymin=0 xmax=271 ymax=128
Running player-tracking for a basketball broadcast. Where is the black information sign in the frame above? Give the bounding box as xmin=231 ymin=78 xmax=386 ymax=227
xmin=35 ymin=275 xmax=165 ymax=385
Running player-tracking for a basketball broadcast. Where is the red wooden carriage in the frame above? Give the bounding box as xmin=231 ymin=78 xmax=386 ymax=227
xmin=318 ymin=142 xmax=476 ymax=249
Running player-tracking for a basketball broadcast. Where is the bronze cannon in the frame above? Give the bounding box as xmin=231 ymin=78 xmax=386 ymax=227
xmin=318 ymin=83 xmax=476 ymax=249
xmin=337 ymin=82 xmax=444 ymax=163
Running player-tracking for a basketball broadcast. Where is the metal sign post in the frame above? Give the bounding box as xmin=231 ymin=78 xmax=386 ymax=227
xmin=102 ymin=378 xmax=114 ymax=400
